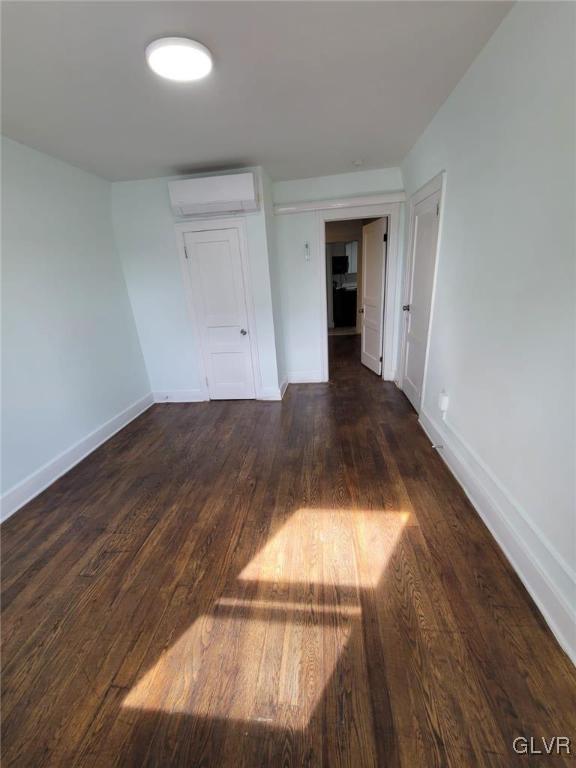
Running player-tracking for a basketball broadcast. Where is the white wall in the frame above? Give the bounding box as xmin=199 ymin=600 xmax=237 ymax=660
xmin=401 ymin=3 xmax=575 ymax=657
xmin=273 ymin=167 xmax=403 ymax=204
xmin=273 ymin=211 xmax=322 ymax=382
xmin=111 ymin=169 xmax=281 ymax=400
xmin=1 ymin=137 xmax=150 ymax=515
xmin=271 ymin=168 xmax=404 ymax=381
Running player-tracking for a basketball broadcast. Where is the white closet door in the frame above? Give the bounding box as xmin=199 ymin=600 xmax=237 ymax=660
xmin=184 ymin=227 xmax=256 ymax=400
xmin=402 ymin=190 xmax=441 ymax=411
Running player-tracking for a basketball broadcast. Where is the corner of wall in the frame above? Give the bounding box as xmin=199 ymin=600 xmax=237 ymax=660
xmin=108 ymin=184 xmax=153 ymax=395
xmin=261 ymin=168 xmax=287 ymax=386
xmin=1 ymin=394 xmax=155 ymax=523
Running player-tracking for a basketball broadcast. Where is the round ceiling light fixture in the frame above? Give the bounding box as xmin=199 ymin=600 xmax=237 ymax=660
xmin=146 ymin=37 xmax=213 ymax=82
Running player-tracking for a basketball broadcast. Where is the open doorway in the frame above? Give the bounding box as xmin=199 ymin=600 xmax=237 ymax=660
xmin=325 ymin=217 xmax=388 ymax=378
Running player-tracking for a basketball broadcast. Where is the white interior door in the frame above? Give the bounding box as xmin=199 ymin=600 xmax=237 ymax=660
xmin=401 ymin=190 xmax=441 ymax=411
xmin=360 ymin=218 xmax=387 ymax=374
xmin=184 ymin=227 xmax=256 ymax=400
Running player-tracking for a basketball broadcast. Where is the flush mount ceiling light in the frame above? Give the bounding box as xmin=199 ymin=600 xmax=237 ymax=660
xmin=145 ymin=37 xmax=213 ymax=82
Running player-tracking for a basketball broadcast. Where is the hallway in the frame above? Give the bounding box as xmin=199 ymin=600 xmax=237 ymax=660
xmin=2 ymin=337 xmax=574 ymax=767
xmin=328 ymin=332 xmax=366 ymax=379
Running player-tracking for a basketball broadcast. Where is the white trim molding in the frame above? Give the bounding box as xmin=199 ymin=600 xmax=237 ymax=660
xmin=420 ymin=410 xmax=576 ymax=665
xmin=1 ymin=393 xmax=155 ymax=523
xmin=286 ymin=370 xmax=324 ymax=384
xmin=154 ymin=389 xmax=207 ymax=403
xmin=257 ymin=387 xmax=283 ymax=401
xmin=274 ymin=191 xmax=405 ymax=215
xmin=155 ymin=387 xmax=283 ymax=402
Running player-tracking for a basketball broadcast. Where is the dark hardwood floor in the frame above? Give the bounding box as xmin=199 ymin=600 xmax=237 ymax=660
xmin=2 ymin=335 xmax=575 ymax=767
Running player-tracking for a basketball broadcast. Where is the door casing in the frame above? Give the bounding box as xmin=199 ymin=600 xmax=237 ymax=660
xmin=317 ymin=201 xmax=402 ymax=382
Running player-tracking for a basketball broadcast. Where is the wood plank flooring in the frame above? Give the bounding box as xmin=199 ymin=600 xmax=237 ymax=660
xmin=2 ymin=336 xmax=575 ymax=767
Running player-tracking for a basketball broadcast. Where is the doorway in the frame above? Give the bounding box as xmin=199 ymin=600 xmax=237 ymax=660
xmin=325 ymin=220 xmax=364 ymax=337
xmin=317 ymin=201 xmax=402 ymax=384
xmin=326 ymin=240 xmax=358 ymax=336
xmin=324 ymin=216 xmax=388 ymax=377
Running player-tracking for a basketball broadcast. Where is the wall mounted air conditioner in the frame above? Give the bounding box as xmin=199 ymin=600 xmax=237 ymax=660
xmin=168 ymin=172 xmax=259 ymax=217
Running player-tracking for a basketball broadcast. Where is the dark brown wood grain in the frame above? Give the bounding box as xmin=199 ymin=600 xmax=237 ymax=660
xmin=2 ymin=336 xmax=574 ymax=767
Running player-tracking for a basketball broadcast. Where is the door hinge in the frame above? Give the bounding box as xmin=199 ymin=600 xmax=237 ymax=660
xmin=379 ymin=356 xmax=383 ymax=362
xmin=383 ymin=233 xmax=388 ymax=242
xmin=184 ymin=245 xmax=189 ymax=259
xmin=436 ymin=203 xmax=440 ymax=217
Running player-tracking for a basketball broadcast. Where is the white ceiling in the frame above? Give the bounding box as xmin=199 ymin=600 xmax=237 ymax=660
xmin=1 ymin=1 xmax=512 ymax=181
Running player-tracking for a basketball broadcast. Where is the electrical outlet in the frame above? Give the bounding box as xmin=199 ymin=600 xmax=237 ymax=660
xmin=438 ymin=391 xmax=449 ymax=416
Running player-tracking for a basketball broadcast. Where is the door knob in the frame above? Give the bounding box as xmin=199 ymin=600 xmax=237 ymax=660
xmin=240 ymin=328 xmax=248 ymax=335
xmin=403 ymin=304 xmax=411 ymax=312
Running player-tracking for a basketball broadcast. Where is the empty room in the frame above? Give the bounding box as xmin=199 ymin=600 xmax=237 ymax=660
xmin=1 ymin=2 xmax=575 ymax=766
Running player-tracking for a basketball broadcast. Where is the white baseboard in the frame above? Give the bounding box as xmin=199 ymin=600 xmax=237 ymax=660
xmin=155 ymin=387 xmax=285 ymax=402
xmin=419 ymin=410 xmax=576 ymax=664
xmin=1 ymin=393 xmax=155 ymax=523
xmin=383 ymin=364 xmax=397 ymax=382
xmin=154 ymin=389 xmax=207 ymax=403
xmin=257 ymin=386 xmax=283 ymax=401
xmin=279 ymin=379 xmax=289 ymax=399
xmin=286 ymin=371 xmax=325 ymax=384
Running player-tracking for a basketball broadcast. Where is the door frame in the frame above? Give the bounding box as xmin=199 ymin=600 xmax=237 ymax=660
xmin=317 ymin=202 xmax=401 ymax=382
xmin=174 ymin=217 xmax=263 ymax=401
xmin=397 ymin=171 xmax=446 ymax=410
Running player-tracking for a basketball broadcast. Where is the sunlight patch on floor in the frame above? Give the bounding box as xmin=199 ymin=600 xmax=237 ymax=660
xmin=123 ymin=508 xmax=407 ymax=728
xmin=123 ymin=611 xmax=355 ymax=727
xmin=238 ymin=508 xmax=410 ymax=588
